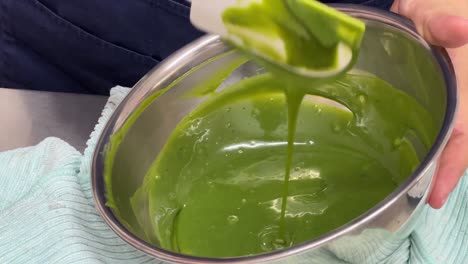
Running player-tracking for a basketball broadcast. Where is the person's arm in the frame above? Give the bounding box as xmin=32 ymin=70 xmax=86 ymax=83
xmin=391 ymin=0 xmax=468 ymax=208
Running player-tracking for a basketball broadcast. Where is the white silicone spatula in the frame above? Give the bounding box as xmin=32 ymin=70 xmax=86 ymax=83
xmin=190 ymin=0 xmax=236 ymax=38
xmin=190 ymin=0 xmax=365 ymax=78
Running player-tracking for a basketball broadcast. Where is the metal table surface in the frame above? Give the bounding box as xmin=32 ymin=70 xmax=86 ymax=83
xmin=0 ymin=88 xmax=108 ymax=152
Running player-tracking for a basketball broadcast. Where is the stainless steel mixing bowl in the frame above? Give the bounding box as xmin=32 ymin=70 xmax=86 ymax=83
xmin=92 ymin=5 xmax=457 ymax=264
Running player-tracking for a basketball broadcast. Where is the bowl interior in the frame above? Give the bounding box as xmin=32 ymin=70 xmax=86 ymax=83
xmin=99 ymin=11 xmax=448 ymax=260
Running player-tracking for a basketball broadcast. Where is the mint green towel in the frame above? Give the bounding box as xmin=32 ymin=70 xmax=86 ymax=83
xmin=0 ymin=86 xmax=467 ymax=263
xmin=0 ymin=87 xmax=159 ymax=264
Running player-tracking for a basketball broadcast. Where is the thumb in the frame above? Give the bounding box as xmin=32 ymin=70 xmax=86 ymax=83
xmin=428 ymin=125 xmax=468 ymax=208
xmin=425 ymin=15 xmax=468 ymax=48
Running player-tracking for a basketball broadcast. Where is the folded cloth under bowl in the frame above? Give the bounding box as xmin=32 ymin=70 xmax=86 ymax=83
xmin=0 ymin=86 xmax=466 ymax=264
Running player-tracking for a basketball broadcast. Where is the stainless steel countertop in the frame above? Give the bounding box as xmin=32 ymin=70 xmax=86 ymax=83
xmin=0 ymin=88 xmax=108 ymax=152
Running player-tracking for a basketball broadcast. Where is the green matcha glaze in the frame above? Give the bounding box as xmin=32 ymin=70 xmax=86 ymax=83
xmin=104 ymin=52 xmax=247 ymax=231
xmin=126 ymin=71 xmax=436 ymax=257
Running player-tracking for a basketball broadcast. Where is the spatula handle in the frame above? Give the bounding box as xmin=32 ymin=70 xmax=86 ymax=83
xmin=190 ymin=0 xmax=239 ymax=36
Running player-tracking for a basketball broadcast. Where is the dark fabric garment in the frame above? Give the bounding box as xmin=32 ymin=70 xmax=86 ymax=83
xmin=0 ymin=0 xmax=393 ymax=94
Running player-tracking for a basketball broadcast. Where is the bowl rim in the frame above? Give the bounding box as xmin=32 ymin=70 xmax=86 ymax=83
xmin=91 ymin=4 xmax=458 ymax=264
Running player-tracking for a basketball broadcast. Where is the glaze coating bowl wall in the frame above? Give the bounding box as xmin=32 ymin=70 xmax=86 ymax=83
xmin=92 ymin=5 xmax=457 ymax=264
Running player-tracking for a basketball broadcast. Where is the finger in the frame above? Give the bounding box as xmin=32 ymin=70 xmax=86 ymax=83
xmin=427 ymin=15 xmax=468 ymax=48
xmin=428 ymin=127 xmax=468 ymax=208
xmin=390 ymin=0 xmax=401 ymax=13
xmin=392 ymin=0 xmax=416 ymax=18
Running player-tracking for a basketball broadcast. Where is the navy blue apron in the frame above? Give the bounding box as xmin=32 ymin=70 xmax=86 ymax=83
xmin=0 ymin=0 xmax=393 ymax=95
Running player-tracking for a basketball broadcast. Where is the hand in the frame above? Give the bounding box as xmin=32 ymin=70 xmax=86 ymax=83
xmin=391 ymin=0 xmax=468 ymax=209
